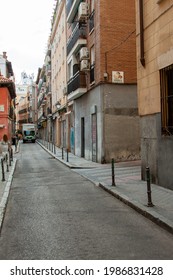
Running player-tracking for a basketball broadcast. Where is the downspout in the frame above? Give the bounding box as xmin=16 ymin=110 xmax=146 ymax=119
xmin=139 ymin=0 xmax=145 ymax=67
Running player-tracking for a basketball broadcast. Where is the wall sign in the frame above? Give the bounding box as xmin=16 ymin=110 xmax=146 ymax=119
xmin=112 ymin=71 xmax=124 ymax=83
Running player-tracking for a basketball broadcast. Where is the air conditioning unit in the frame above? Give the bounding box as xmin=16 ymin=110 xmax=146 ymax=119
xmin=80 ymin=47 xmax=89 ymax=60
xmin=80 ymin=60 xmax=90 ymax=71
xmin=78 ymin=2 xmax=88 ymax=21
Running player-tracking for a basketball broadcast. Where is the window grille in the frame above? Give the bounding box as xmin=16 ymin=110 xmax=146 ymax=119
xmin=160 ymin=64 xmax=173 ymax=135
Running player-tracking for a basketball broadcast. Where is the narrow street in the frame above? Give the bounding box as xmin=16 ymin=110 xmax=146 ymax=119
xmin=0 ymin=143 xmax=172 ymax=260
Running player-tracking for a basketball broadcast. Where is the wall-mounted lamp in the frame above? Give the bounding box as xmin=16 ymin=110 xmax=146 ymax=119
xmin=56 ymin=101 xmax=61 ymax=110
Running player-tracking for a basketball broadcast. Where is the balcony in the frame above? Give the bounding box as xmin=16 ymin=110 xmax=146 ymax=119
xmin=66 ymin=0 xmax=81 ymax=23
xmin=9 ymin=106 xmax=14 ymax=119
xmin=47 ymin=107 xmax=52 ymax=117
xmin=37 ymin=113 xmax=47 ymax=123
xmin=42 ymin=97 xmax=47 ymax=105
xmin=67 ymin=71 xmax=87 ymax=101
xmin=46 ymin=64 xmax=51 ymax=76
xmin=67 ymin=22 xmax=87 ymax=56
xmin=46 ymin=85 xmax=51 ymax=96
xmin=18 ymin=119 xmax=28 ymax=124
xmin=37 ymin=94 xmax=46 ymax=109
xmin=18 ymin=108 xmax=27 ymax=115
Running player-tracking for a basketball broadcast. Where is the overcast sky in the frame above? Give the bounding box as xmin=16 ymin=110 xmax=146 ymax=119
xmin=0 ymin=0 xmax=55 ymax=83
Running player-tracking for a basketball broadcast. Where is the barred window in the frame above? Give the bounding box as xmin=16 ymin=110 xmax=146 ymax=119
xmin=160 ymin=64 xmax=173 ymax=135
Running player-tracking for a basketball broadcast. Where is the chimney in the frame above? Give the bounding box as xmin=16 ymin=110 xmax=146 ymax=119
xmin=3 ymin=52 xmax=7 ymax=59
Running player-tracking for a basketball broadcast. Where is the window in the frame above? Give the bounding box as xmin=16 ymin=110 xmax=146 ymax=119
xmin=160 ymin=64 xmax=173 ymax=135
xmin=68 ymin=60 xmax=73 ymax=80
xmin=90 ymin=45 xmax=95 ymax=84
xmin=89 ymin=0 xmax=95 ymax=33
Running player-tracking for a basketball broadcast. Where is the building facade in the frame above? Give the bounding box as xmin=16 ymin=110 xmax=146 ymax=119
xmin=0 ymin=74 xmax=16 ymax=140
xmin=50 ymin=0 xmax=67 ymax=149
xmin=0 ymin=52 xmax=16 ymax=140
xmin=136 ymin=0 xmax=173 ymax=190
xmin=15 ymin=80 xmax=36 ymax=133
xmin=66 ymin=0 xmax=140 ymax=162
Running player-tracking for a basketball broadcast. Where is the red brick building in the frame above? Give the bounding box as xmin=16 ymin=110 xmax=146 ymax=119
xmin=0 ymin=74 xmax=16 ymax=141
xmin=65 ymin=0 xmax=140 ymax=162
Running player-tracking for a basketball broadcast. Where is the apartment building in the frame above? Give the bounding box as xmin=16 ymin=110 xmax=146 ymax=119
xmin=15 ymin=81 xmax=36 ymax=132
xmin=136 ymin=0 xmax=173 ymax=190
xmin=0 ymin=52 xmax=16 ymax=140
xmin=0 ymin=52 xmax=14 ymax=81
xmin=50 ymin=0 xmax=67 ymax=148
xmin=0 ymin=74 xmax=16 ymax=140
xmin=66 ymin=0 xmax=140 ymax=162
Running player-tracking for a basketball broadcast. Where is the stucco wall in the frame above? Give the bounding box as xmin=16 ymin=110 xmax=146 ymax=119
xmin=136 ymin=0 xmax=173 ymax=116
xmin=103 ymin=84 xmax=140 ymax=162
xmin=136 ymin=1 xmax=173 ymax=190
xmin=74 ymin=83 xmax=140 ymax=163
xmin=158 ymin=137 xmax=173 ymax=190
xmin=74 ymin=86 xmax=103 ymax=162
xmin=140 ymin=113 xmax=173 ymax=190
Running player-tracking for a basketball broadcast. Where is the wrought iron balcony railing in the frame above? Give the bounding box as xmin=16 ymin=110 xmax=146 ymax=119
xmin=67 ymin=71 xmax=86 ymax=95
xmin=67 ymin=22 xmax=87 ymax=55
xmin=37 ymin=94 xmax=46 ymax=109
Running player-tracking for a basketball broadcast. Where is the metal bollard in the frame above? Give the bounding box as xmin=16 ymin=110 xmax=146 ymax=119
xmin=66 ymin=148 xmax=69 ymax=162
xmin=146 ymin=167 xmax=154 ymax=207
xmin=111 ymin=158 xmax=116 ymax=186
xmin=15 ymin=140 xmax=17 ymax=152
xmin=11 ymin=148 xmax=13 ymax=161
xmin=1 ymin=158 xmax=5 ymax=181
xmin=9 ymin=150 xmax=11 ymax=166
xmin=6 ymin=154 xmax=9 ymax=172
xmin=62 ymin=147 xmax=64 ymax=160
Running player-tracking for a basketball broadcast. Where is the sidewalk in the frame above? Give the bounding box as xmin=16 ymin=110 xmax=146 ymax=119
xmin=0 ymin=145 xmax=18 ymax=231
xmin=38 ymin=140 xmax=173 ymax=235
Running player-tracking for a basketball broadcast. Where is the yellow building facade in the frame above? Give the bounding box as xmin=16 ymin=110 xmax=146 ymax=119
xmin=136 ymin=0 xmax=173 ymax=189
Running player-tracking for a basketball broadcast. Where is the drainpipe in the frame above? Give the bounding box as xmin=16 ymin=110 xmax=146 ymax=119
xmin=139 ymin=0 xmax=145 ymax=67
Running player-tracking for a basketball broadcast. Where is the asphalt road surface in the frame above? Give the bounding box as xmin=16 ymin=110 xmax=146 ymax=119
xmin=0 ymin=143 xmax=173 ymax=259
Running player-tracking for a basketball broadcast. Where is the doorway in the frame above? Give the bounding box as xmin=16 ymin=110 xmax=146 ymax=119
xmin=81 ymin=117 xmax=85 ymax=157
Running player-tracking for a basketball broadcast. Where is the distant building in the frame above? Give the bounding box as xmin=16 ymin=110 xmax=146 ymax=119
xmin=0 ymin=52 xmax=14 ymax=81
xmin=0 ymin=52 xmax=16 ymax=140
xmin=0 ymin=74 xmax=16 ymax=140
xmin=15 ymin=81 xmax=37 ymax=132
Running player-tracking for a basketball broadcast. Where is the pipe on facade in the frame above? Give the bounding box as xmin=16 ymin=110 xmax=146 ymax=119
xmin=139 ymin=0 xmax=145 ymax=67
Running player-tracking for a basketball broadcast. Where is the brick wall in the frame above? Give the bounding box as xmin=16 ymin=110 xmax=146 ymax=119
xmin=87 ymin=0 xmax=137 ymax=85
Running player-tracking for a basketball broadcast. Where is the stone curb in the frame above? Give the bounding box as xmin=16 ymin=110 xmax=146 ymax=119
xmin=99 ymin=183 xmax=173 ymax=235
xmin=0 ymin=158 xmax=17 ymax=233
